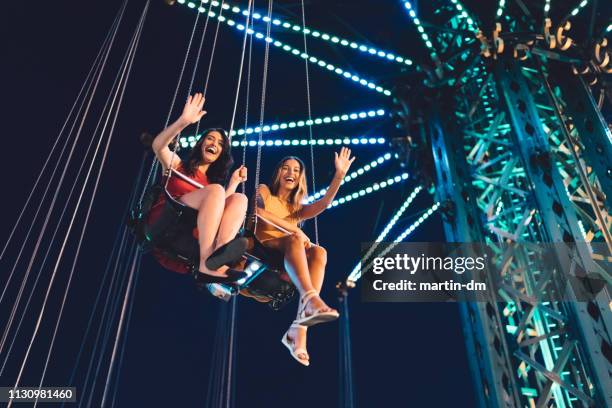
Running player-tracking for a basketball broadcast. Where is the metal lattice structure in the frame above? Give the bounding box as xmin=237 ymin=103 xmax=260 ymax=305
xmin=421 ymin=1 xmax=611 ymax=407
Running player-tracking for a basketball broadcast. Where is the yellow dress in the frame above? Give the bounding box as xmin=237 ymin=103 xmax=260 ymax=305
xmin=256 ymin=194 xmax=300 ymax=243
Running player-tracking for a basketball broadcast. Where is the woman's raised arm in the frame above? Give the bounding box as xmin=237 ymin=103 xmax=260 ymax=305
xmin=298 ymin=147 xmax=355 ymax=220
xmin=151 ymin=93 xmax=207 ymax=171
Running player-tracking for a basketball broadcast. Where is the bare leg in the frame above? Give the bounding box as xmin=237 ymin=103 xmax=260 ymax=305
xmin=215 ymin=193 xmax=248 ymax=248
xmin=179 ymin=184 xmax=227 ymax=276
xmin=263 ymin=236 xmax=336 ymax=315
xmin=286 ymin=245 xmax=328 ymax=363
xmin=306 ymin=245 xmax=327 ymax=293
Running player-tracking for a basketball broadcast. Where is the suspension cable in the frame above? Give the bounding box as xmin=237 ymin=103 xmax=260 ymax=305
xmin=33 ymin=4 xmax=149 ymax=401
xmin=9 ymin=2 xmax=148 ymax=399
xmin=300 ymin=0 xmax=319 ymax=245
xmin=253 ymin=0 xmax=274 ymax=233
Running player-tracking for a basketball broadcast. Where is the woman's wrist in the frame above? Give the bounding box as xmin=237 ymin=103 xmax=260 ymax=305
xmin=333 ymin=171 xmax=345 ymax=180
xmin=175 ymin=117 xmax=190 ymax=129
xmin=226 ymin=180 xmax=238 ymax=191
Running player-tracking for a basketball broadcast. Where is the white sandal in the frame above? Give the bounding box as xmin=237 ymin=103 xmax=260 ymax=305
xmin=294 ymin=289 xmax=339 ymax=327
xmin=281 ymin=322 xmax=309 ymax=366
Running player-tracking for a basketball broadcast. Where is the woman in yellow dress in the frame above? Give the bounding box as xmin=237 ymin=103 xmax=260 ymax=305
xmin=255 ymin=147 xmax=355 ymax=366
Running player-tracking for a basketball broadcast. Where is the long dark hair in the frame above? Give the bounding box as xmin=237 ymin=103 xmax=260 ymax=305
xmin=182 ymin=128 xmax=233 ymax=184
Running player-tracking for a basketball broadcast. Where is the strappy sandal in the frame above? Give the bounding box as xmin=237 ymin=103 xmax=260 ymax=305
xmin=294 ymin=289 xmax=339 ymax=327
xmin=281 ymin=322 xmax=309 ymax=366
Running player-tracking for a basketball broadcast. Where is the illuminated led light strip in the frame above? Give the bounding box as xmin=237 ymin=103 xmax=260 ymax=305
xmin=229 ymin=108 xmax=386 ymax=137
xmin=178 ymin=136 xmax=387 ymax=148
xmin=495 ymin=0 xmax=506 ymax=18
xmin=448 ymin=0 xmax=479 ymax=33
xmin=307 ymin=153 xmax=394 ymax=202
xmin=544 ymin=0 xmax=552 ymax=15
xmin=568 ymin=0 xmax=590 ymax=17
xmin=402 ymin=1 xmax=439 ymax=61
xmin=190 ymin=0 xmax=414 ymax=67
xmin=607 ymin=24 xmax=612 ymax=33
xmin=327 ymin=173 xmax=409 ymax=209
xmin=347 ymin=201 xmax=440 ymax=282
xmin=393 ymin=202 xmax=439 ymax=241
xmin=347 ymin=186 xmax=423 ymax=279
xmin=177 ymin=1 xmax=391 ymax=96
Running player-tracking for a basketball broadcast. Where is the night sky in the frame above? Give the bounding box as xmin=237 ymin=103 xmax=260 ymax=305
xmin=2 ymin=1 xmax=476 ymax=406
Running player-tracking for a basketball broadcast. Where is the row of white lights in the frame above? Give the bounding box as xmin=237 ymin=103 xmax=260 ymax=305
xmin=328 ymin=173 xmax=409 ymax=209
xmin=496 ymin=0 xmax=506 ymax=18
xmin=347 ymin=201 xmax=440 ymax=283
xmin=569 ymin=0 xmax=590 ymax=17
xmin=229 ymin=109 xmax=385 ymax=137
xmin=193 ymin=0 xmax=414 ymax=67
xmin=307 ymin=153 xmax=393 ymax=202
xmin=179 ymin=136 xmax=387 ymax=148
xmin=402 ymin=1 xmax=439 ymax=61
xmin=448 ymin=0 xmax=479 ymax=33
xmin=347 ymin=186 xmax=423 ymax=280
xmin=178 ymin=1 xmax=392 ymax=96
xmin=544 ymin=0 xmax=552 ymax=15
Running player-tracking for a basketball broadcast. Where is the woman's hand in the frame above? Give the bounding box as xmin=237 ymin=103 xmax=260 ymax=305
xmin=179 ymin=93 xmax=207 ymax=126
xmin=230 ymin=165 xmax=248 ymax=185
xmin=334 ymin=147 xmax=356 ymax=176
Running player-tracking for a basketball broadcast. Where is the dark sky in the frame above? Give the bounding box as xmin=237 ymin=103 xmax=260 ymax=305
xmin=1 ymin=1 xmax=476 ymax=407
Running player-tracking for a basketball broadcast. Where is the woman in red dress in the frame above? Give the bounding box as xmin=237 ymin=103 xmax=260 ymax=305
xmin=149 ymin=92 xmax=248 ymax=284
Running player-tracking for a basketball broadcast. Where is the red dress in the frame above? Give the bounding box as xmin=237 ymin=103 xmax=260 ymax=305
xmin=147 ymin=164 xmax=209 ymax=273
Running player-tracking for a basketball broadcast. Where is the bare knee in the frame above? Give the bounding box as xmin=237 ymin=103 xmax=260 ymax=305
xmin=200 ymin=184 xmax=225 ymax=208
xmin=226 ymin=193 xmax=248 ymax=211
xmin=308 ymin=245 xmax=327 ymax=262
xmin=285 ymin=234 xmax=305 ymax=249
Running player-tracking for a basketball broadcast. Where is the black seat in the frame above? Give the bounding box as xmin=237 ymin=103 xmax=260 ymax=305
xmin=129 ymin=185 xmax=296 ymax=309
xmin=205 ymin=229 xmax=296 ymax=310
xmin=129 ymin=185 xmax=199 ymax=270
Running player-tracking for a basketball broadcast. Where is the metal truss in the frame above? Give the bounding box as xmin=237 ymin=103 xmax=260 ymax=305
xmin=429 ymin=52 xmax=612 ymax=407
xmin=409 ymin=0 xmax=612 ymax=405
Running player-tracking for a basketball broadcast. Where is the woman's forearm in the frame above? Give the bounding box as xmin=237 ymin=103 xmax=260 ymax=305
xmin=319 ymin=171 xmax=344 ymax=207
xmin=151 ymin=119 xmax=188 ymax=153
xmin=225 ymin=181 xmax=239 ymax=197
xmin=299 ymin=171 xmax=344 ymax=219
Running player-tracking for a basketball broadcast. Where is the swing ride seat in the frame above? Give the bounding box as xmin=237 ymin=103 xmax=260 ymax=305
xmin=128 ymin=177 xmax=200 ymax=270
xmin=130 ymin=186 xmax=201 ymax=268
xmin=206 ymin=229 xmax=297 ymax=311
xmin=128 ymin=183 xmax=296 ymax=310
xmin=145 ymin=190 xmax=200 ymax=265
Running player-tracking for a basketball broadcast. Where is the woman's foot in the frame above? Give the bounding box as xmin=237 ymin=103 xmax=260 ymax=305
xmin=304 ymin=294 xmax=337 ymax=317
xmin=281 ymin=323 xmax=309 ymax=366
xmin=295 ymin=290 xmax=339 ymax=326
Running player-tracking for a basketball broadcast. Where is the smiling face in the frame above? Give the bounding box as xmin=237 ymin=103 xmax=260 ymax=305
xmin=200 ymin=130 xmax=224 ymax=164
xmin=270 ymin=157 xmax=308 ymax=210
xmin=278 ymin=158 xmax=302 ymax=192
